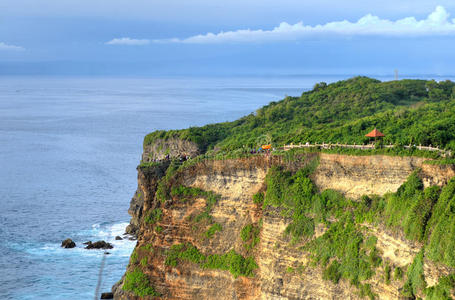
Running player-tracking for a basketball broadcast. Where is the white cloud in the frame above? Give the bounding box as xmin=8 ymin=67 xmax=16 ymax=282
xmin=154 ymin=5 xmax=455 ymax=44
xmin=0 ymin=42 xmax=24 ymax=51
xmin=105 ymin=37 xmax=150 ymax=46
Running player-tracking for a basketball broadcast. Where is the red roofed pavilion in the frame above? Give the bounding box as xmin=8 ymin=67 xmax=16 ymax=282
xmin=365 ymin=128 xmax=385 ymax=143
xmin=365 ymin=128 xmax=385 ymax=138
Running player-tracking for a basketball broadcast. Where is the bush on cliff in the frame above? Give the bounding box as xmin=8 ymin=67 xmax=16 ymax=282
xmin=165 ymin=243 xmax=258 ymax=278
xmin=241 ymin=223 xmax=261 ymax=251
xmin=122 ymin=268 xmax=160 ymax=297
xmin=144 ymin=208 xmax=162 ymax=224
xmin=426 ymin=178 xmax=455 ymax=267
xmin=264 ymin=165 xmax=319 ymax=241
xmin=425 ymin=274 xmax=455 ymax=299
xmin=402 ymin=251 xmax=426 ymax=298
xmin=306 ymin=213 xmax=380 ymax=287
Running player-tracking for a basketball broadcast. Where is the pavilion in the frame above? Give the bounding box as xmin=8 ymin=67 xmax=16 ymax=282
xmin=365 ymin=128 xmax=385 ymax=143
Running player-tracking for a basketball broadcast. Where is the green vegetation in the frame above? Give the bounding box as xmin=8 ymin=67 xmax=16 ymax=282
xmin=203 ymin=250 xmax=257 ymax=278
xmin=425 ymin=274 xmax=455 ymax=300
xmin=156 ymin=159 xmax=181 ymax=203
xmin=384 ymin=171 xmax=440 ymax=242
xmin=143 ymin=244 xmax=153 ymax=251
xmin=136 ymin=77 xmax=455 ymax=298
xmin=306 ymin=213 xmax=381 ymax=288
xmin=204 ymin=223 xmax=222 ymax=239
xmin=130 ymin=249 xmax=138 ymax=264
xmin=358 ymin=284 xmax=376 ymax=300
xmin=264 ymin=164 xmax=318 ymax=242
xmin=144 ymin=77 xmax=455 ymax=153
xmin=402 ymin=251 xmax=426 ymax=298
xmin=240 ymin=223 xmax=260 ymax=251
xmin=394 ymin=266 xmax=403 ymax=280
xmin=155 ymin=225 xmax=163 ymax=234
xmin=426 ymin=177 xmax=455 ymax=267
xmin=165 ymin=243 xmax=257 ymax=278
xmin=165 ymin=243 xmax=205 ymax=267
xmin=259 ymin=163 xmax=455 ymax=297
xmin=171 ymin=185 xmax=206 ymax=200
xmin=122 ymin=268 xmax=160 ymax=297
xmin=252 ymin=191 xmax=264 ymax=205
xmin=384 ymin=263 xmax=391 ymax=285
xmin=275 ymin=145 xmax=442 ymax=159
xmin=424 ymin=158 xmax=455 ymax=165
xmin=323 ymin=260 xmax=342 ymax=283
xmin=140 ymin=257 xmax=148 ymax=267
xmin=144 ymin=208 xmax=162 ymax=224
xmin=138 ymin=161 xmax=161 ymax=169
xmin=170 ymin=185 xmax=221 ymax=223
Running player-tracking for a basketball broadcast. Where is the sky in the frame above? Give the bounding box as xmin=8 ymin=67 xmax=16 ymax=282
xmin=1 ymin=0 xmax=455 ymax=76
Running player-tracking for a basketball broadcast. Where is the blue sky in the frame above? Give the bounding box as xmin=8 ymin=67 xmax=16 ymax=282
xmin=1 ymin=0 xmax=455 ymax=76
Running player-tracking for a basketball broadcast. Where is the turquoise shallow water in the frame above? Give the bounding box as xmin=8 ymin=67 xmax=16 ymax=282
xmin=0 ymin=76 xmax=332 ymax=299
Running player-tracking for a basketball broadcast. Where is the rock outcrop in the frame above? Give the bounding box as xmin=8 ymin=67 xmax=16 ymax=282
xmin=61 ymin=238 xmax=76 ymax=248
xmin=85 ymin=241 xmax=113 ymax=250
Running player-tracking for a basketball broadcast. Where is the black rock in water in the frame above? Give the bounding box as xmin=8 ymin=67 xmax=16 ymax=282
xmin=100 ymin=292 xmax=113 ymax=299
xmin=61 ymin=238 xmax=76 ymax=248
xmin=83 ymin=241 xmax=91 ymax=245
xmin=84 ymin=240 xmax=113 ymax=250
xmin=115 ymin=236 xmax=123 ymax=240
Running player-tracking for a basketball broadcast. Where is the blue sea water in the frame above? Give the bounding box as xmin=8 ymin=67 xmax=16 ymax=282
xmin=0 ymin=76 xmax=337 ymax=300
xmin=1 ymin=74 xmax=442 ymax=299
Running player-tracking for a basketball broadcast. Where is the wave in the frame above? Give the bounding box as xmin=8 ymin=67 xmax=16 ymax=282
xmin=16 ymin=222 xmax=136 ymax=259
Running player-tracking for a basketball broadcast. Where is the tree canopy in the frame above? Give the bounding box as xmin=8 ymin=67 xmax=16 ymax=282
xmin=144 ymin=77 xmax=455 ymax=152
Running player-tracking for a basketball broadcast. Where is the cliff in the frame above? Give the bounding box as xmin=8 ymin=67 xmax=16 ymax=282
xmin=114 ymin=149 xmax=455 ymax=300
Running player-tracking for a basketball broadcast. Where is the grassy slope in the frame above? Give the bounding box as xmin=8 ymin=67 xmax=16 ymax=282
xmin=144 ymin=77 xmax=455 ymax=152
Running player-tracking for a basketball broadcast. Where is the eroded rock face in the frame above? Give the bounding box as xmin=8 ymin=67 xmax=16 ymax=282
xmin=126 ymin=162 xmax=170 ymax=236
xmin=114 ymin=153 xmax=455 ymax=300
xmin=312 ymin=153 xmax=454 ymax=199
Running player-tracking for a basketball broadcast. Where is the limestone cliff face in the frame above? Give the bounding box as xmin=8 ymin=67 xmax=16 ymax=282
xmin=115 ymin=153 xmax=454 ymax=300
xmin=125 ymin=162 xmax=170 ymax=235
xmin=313 ymin=154 xmax=455 ymax=199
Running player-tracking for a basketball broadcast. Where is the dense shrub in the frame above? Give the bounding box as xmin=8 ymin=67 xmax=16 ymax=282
xmin=144 ymin=208 xmax=162 ymax=224
xmin=402 ymin=251 xmax=426 ymax=298
xmin=426 ymin=178 xmax=455 ymax=266
xmin=122 ymin=268 xmax=160 ymax=297
xmin=240 ymin=223 xmax=261 ymax=251
xmin=264 ymin=166 xmax=317 ymax=241
xmin=425 ymin=274 xmax=455 ymax=300
xmin=306 ymin=213 xmax=378 ymax=288
xmin=252 ymin=192 xmax=264 ymax=205
xmin=205 ymin=223 xmax=222 ymax=239
xmin=165 ymin=243 xmax=257 ymax=278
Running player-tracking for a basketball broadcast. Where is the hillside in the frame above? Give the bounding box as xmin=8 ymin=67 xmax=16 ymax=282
xmin=144 ymin=77 xmax=455 ymax=153
xmin=113 ymin=77 xmax=455 ymax=300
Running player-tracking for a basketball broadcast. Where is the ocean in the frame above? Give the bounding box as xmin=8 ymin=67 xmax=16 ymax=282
xmin=0 ymin=74 xmax=438 ymax=299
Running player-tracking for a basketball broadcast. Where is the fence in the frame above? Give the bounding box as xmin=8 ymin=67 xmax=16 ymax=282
xmin=281 ymin=142 xmax=452 ymax=157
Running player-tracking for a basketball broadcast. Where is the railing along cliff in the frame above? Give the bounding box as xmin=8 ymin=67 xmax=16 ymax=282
xmin=281 ymin=143 xmax=452 ymax=157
